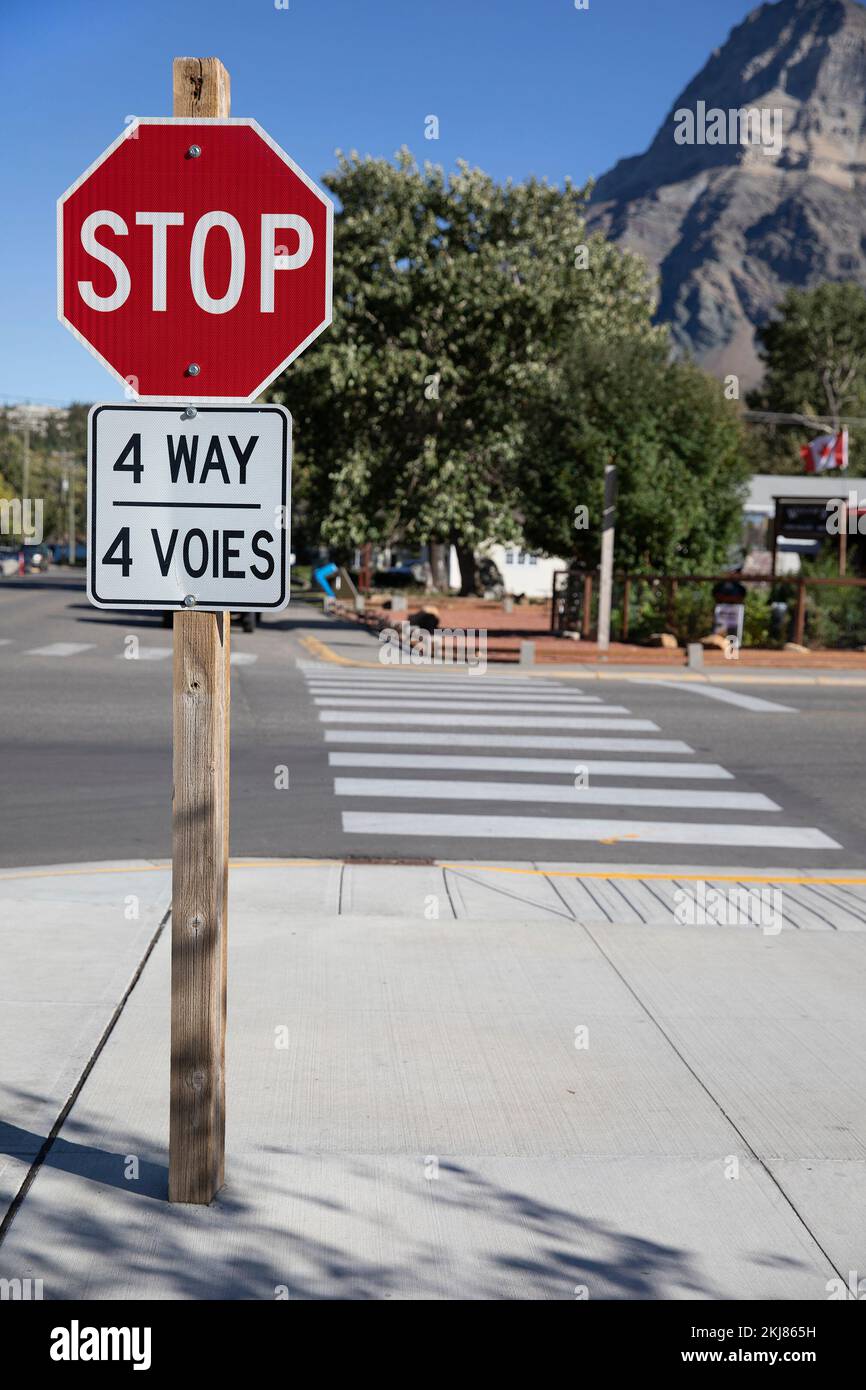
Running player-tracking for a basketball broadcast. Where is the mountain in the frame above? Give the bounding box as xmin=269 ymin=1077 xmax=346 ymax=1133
xmin=587 ymin=0 xmax=866 ymax=389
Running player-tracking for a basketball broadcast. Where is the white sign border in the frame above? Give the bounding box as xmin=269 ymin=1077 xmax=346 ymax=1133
xmin=87 ymin=402 xmax=291 ymax=611
xmin=58 ymin=118 xmax=334 ymax=404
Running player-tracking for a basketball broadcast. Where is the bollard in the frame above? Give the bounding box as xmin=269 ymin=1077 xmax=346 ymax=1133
xmin=519 ymin=640 xmax=535 ymax=667
xmin=687 ymin=642 xmax=703 ymax=670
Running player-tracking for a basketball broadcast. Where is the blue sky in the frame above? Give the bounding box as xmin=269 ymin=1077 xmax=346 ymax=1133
xmin=1 ymin=0 xmax=759 ymax=405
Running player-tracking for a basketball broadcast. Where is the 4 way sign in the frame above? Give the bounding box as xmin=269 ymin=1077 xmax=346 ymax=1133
xmin=88 ymin=404 xmax=290 ymax=611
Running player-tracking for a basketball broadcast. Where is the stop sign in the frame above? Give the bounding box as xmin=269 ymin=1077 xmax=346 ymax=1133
xmin=58 ymin=119 xmax=333 ymax=401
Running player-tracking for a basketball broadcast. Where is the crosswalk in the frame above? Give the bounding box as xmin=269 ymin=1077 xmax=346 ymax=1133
xmin=301 ymin=663 xmax=841 ymax=854
xmin=26 ymin=642 xmax=95 ymax=657
xmin=7 ymin=639 xmax=257 ymax=666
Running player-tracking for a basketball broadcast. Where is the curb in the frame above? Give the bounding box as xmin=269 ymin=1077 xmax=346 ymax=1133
xmin=296 ymin=631 xmax=866 ymax=686
xmin=4 ymin=858 xmax=863 ymax=887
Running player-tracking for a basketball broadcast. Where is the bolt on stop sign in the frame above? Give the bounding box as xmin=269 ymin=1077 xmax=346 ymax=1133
xmin=58 ymin=119 xmax=333 ymax=401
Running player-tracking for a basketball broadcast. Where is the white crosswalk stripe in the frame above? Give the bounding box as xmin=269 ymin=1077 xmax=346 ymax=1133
xmin=314 ymin=697 xmax=630 ymax=713
xmin=302 ymin=666 xmax=840 ymax=853
xmin=307 ymin=687 xmax=603 ymax=703
xmin=304 ymin=678 xmax=578 ymax=690
xmin=25 ymin=642 xmax=94 ymax=657
xmin=341 ymin=811 xmax=839 ymax=850
xmin=334 ymin=777 xmax=779 ymax=812
xmin=635 ymin=679 xmax=797 ymax=714
xmin=324 ymin=730 xmax=694 ymax=752
xmin=297 ymin=665 xmax=556 ymax=688
xmin=117 ymin=647 xmax=172 ymax=661
xmin=328 ymin=753 xmax=732 ymax=778
xmin=319 ymin=711 xmax=658 ymax=730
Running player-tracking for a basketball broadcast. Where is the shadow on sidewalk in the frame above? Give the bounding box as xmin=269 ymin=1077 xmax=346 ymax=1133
xmin=0 ymin=1093 xmax=732 ymax=1300
xmin=0 ymin=1114 xmax=168 ymax=1199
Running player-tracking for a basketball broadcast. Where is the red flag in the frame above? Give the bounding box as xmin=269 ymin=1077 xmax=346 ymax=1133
xmin=801 ymin=429 xmax=848 ymax=473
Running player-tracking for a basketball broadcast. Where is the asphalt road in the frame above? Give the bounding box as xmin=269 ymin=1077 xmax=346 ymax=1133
xmin=1 ymin=572 xmax=864 ymax=870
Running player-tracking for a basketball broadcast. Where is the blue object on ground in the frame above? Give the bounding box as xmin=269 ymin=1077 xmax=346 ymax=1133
xmin=313 ymin=562 xmax=338 ymax=598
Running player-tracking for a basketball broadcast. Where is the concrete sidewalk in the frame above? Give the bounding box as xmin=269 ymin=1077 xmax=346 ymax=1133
xmin=1 ymin=859 xmax=864 ymax=1299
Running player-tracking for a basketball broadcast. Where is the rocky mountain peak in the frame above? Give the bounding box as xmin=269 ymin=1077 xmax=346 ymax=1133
xmin=588 ymin=0 xmax=866 ymax=388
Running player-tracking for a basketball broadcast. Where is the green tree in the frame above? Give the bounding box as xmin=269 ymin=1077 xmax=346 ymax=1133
xmin=521 ymin=333 xmax=750 ymax=573
xmin=747 ymin=283 xmax=866 ymax=475
xmin=269 ymin=151 xmax=660 ymax=590
xmin=0 ymin=407 xmax=88 ymax=544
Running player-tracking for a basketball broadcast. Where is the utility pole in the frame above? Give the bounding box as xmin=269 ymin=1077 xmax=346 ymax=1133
xmin=21 ymin=425 xmax=30 ymax=544
xmin=596 ymin=462 xmax=617 ymax=654
xmin=68 ymin=461 xmax=75 ymax=566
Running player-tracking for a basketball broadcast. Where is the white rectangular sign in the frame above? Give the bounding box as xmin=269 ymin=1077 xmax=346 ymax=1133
xmin=87 ymin=404 xmax=290 ymax=611
xmin=713 ymin=602 xmax=745 ymax=643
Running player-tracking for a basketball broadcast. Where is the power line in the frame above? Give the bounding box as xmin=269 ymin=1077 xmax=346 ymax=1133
xmin=743 ymin=410 xmax=865 ymax=429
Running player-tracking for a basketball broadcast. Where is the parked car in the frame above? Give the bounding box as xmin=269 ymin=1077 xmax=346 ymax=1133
xmin=21 ymin=543 xmax=52 ymax=572
xmin=50 ymin=542 xmax=87 ymax=565
xmin=0 ymin=546 xmax=19 ymax=577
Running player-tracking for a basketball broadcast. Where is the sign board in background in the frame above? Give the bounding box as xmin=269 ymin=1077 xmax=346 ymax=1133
xmin=88 ymin=404 xmax=290 ymax=610
xmin=713 ymin=602 xmax=745 ymax=644
xmin=774 ymin=498 xmax=838 ymax=540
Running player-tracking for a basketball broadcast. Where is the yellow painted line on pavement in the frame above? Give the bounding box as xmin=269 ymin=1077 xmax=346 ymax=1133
xmin=0 ymin=863 xmax=169 ymax=882
xmin=297 ymin=633 xmax=363 ymax=665
xmin=438 ymin=863 xmax=866 ymax=887
xmin=3 ymin=859 xmax=863 ymax=889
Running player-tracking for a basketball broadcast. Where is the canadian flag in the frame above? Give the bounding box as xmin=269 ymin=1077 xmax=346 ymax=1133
xmin=801 ymin=429 xmax=848 ymax=473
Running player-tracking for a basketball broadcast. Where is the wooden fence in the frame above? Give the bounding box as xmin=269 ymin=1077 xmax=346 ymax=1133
xmin=551 ymin=570 xmax=866 ymax=647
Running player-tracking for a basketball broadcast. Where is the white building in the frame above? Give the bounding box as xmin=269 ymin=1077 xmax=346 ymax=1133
xmin=448 ymin=543 xmax=568 ymax=599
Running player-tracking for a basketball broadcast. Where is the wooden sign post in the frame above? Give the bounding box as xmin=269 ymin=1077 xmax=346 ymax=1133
xmin=169 ymin=57 xmax=231 ymax=1205
xmin=63 ymin=55 xmax=331 ymax=1206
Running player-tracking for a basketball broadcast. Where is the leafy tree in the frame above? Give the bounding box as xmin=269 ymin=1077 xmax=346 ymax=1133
xmin=269 ymin=151 xmax=660 ymax=590
xmin=0 ymin=407 xmax=87 ymax=543
xmin=521 ymin=333 xmax=750 ymax=573
xmin=747 ymin=283 xmax=866 ymax=475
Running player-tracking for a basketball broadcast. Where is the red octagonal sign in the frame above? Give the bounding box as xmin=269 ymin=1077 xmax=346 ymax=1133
xmin=58 ymin=119 xmax=333 ymax=402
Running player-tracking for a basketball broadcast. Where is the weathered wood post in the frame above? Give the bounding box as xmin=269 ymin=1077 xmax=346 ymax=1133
xmin=169 ymin=57 xmax=232 ymax=1205
xmin=581 ymin=573 xmax=593 ymax=639
xmin=793 ymin=578 xmax=807 ymax=647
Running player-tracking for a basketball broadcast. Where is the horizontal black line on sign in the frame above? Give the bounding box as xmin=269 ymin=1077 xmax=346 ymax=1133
xmin=111 ymin=501 xmax=263 ymax=509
